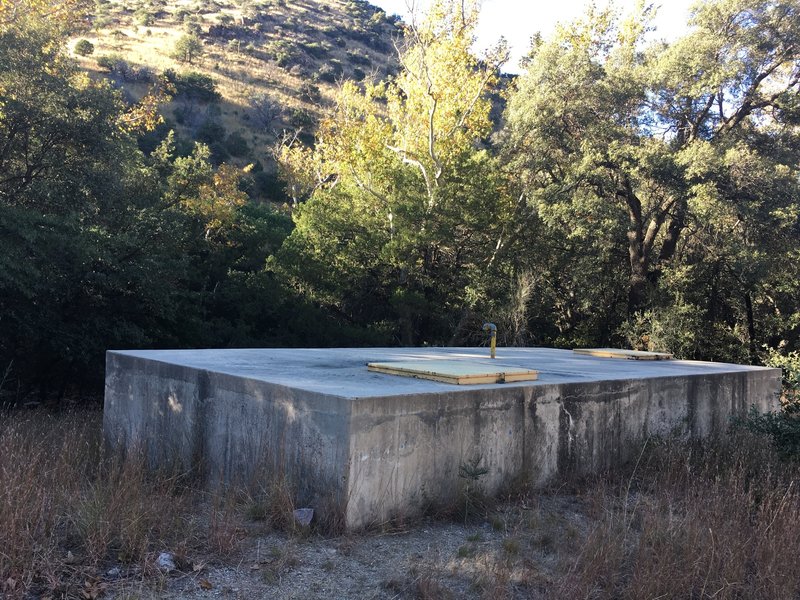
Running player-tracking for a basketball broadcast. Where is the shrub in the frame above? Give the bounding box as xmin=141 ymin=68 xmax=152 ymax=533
xmin=208 ymin=140 xmax=230 ymax=164
xmin=345 ymin=49 xmax=371 ymax=67
xmin=253 ymin=171 xmax=288 ymax=201
xmin=299 ymin=82 xmax=321 ymax=104
xmin=738 ymin=406 xmax=800 ymax=459
xmin=95 ymin=53 xmax=152 ymax=82
xmin=134 ymin=8 xmax=154 ymax=25
xmin=73 ymin=38 xmax=94 ymax=56
xmin=225 ymin=131 xmax=249 ymax=157
xmin=766 ymin=349 xmax=800 ymax=410
xmin=96 ymin=52 xmax=127 ymax=73
xmin=352 ymin=67 xmax=365 ymax=81
xmin=93 ymin=14 xmax=113 ymax=27
xmin=137 ymin=119 xmax=174 ymax=155
xmin=736 ymin=350 xmax=800 ymax=459
xmin=164 ymin=69 xmax=221 ymax=102
xmin=196 ymin=118 xmax=226 ymax=144
xmin=184 ymin=20 xmax=203 ymax=34
xmin=301 ymin=42 xmax=328 ymax=60
xmin=316 ymin=60 xmax=342 ymax=83
xmin=289 ymin=108 xmax=313 ymax=129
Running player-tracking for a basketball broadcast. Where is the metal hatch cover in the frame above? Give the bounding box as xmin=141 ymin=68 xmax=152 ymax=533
xmin=573 ymin=348 xmax=674 ymax=360
xmin=367 ymin=360 xmax=539 ymax=385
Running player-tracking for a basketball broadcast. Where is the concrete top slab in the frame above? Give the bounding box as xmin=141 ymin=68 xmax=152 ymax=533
xmin=108 ymin=347 xmax=775 ymax=399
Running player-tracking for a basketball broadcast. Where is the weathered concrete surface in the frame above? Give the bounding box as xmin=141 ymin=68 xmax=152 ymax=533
xmin=104 ymin=347 xmax=781 ymax=529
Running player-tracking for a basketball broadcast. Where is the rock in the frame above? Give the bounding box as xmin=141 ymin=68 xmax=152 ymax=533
xmin=157 ymin=552 xmax=176 ymax=572
xmin=106 ymin=566 xmax=122 ymax=578
xmin=293 ymin=508 xmax=314 ymax=527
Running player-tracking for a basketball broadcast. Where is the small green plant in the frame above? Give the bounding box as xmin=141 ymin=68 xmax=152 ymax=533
xmin=456 ymin=545 xmax=474 ymax=558
xmin=458 ymin=454 xmax=489 ymax=522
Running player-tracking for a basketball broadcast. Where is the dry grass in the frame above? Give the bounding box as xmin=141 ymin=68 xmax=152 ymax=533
xmin=0 ymin=410 xmax=196 ymax=597
xmin=0 ymin=409 xmax=298 ymax=598
xmin=3 ymin=409 xmax=799 ymax=599
xmin=417 ymin=432 xmax=800 ymax=599
xmin=552 ymin=432 xmax=800 ymax=599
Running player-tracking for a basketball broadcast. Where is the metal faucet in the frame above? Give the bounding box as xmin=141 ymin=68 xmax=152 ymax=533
xmin=483 ymin=322 xmax=497 ymax=359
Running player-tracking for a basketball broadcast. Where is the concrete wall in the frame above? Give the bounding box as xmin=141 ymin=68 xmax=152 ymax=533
xmin=104 ymin=353 xmax=353 ymax=511
xmin=344 ymin=370 xmax=780 ymax=528
xmin=104 ymin=349 xmax=781 ymax=530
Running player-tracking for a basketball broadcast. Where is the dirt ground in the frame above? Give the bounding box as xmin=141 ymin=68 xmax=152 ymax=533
xmin=108 ymin=494 xmax=591 ymax=599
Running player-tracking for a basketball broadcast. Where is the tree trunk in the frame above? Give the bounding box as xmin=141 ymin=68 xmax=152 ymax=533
xmin=625 ymin=187 xmax=649 ymax=314
xmin=745 ymin=292 xmax=758 ymax=364
xmin=658 ymin=197 xmax=687 ymax=264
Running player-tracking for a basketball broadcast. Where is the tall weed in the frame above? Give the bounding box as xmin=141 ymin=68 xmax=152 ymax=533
xmin=555 ymin=432 xmax=800 ymax=599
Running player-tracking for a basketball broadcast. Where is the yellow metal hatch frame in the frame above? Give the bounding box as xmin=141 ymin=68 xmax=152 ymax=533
xmin=367 ymin=359 xmax=539 ymax=385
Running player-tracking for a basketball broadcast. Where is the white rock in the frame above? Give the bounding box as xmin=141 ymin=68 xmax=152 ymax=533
xmin=293 ymin=508 xmax=314 ymax=527
xmin=106 ymin=566 xmax=122 ymax=578
xmin=157 ymin=552 xmax=176 ymax=572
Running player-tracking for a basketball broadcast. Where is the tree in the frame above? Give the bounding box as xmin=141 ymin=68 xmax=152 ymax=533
xmin=276 ymin=0 xmax=514 ymax=345
xmin=0 ymin=16 xmax=293 ymax=401
xmin=172 ymin=33 xmax=203 ymax=64
xmin=250 ymin=92 xmax=280 ymax=130
xmin=504 ymin=0 xmax=800 ymax=357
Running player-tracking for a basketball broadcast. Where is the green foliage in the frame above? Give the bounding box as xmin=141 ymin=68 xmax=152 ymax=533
xmin=164 ymin=69 xmax=221 ymax=102
xmin=458 ymin=455 xmax=490 ymax=521
xmin=276 ymin=0 xmax=513 ymax=345
xmin=252 ymin=171 xmax=288 ymax=201
xmin=73 ymin=38 xmax=94 ymax=55
xmin=345 ymin=49 xmax=370 ymax=66
xmin=765 ymin=349 xmax=800 ymax=410
xmin=0 ymin=20 xmax=308 ymax=401
xmin=3 ymin=0 xmax=800 ymax=402
xmin=134 ymin=7 xmax=154 ymax=25
xmin=172 ymin=32 xmax=203 ymax=64
xmin=288 ymin=107 xmax=313 ymax=129
xmin=316 ymin=62 xmax=341 ymax=83
xmin=224 ymin=130 xmax=249 ymax=157
xmin=503 ymin=0 xmax=800 ymax=356
xmin=96 ymin=52 xmax=127 ymax=72
xmin=299 ymin=82 xmax=321 ymax=104
xmin=196 ymin=118 xmax=226 ymax=144
xmin=301 ymin=42 xmax=328 ymax=59
xmin=738 ymin=407 xmax=800 ymax=460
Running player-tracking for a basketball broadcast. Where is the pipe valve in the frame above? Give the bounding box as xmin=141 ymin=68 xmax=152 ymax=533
xmin=482 ymin=322 xmax=497 ymax=359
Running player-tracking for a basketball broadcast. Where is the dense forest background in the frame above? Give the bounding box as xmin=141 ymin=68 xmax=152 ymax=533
xmin=1 ymin=0 xmax=798 ymax=403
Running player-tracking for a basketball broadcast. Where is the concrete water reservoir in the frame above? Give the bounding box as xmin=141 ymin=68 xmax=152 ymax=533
xmin=104 ymin=347 xmax=780 ymax=529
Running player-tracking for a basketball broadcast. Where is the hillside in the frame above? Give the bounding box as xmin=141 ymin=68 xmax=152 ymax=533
xmin=69 ymin=0 xmax=403 ymax=201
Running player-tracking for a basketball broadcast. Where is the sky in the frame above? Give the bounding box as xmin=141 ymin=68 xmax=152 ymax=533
xmin=370 ymin=0 xmax=698 ymax=72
